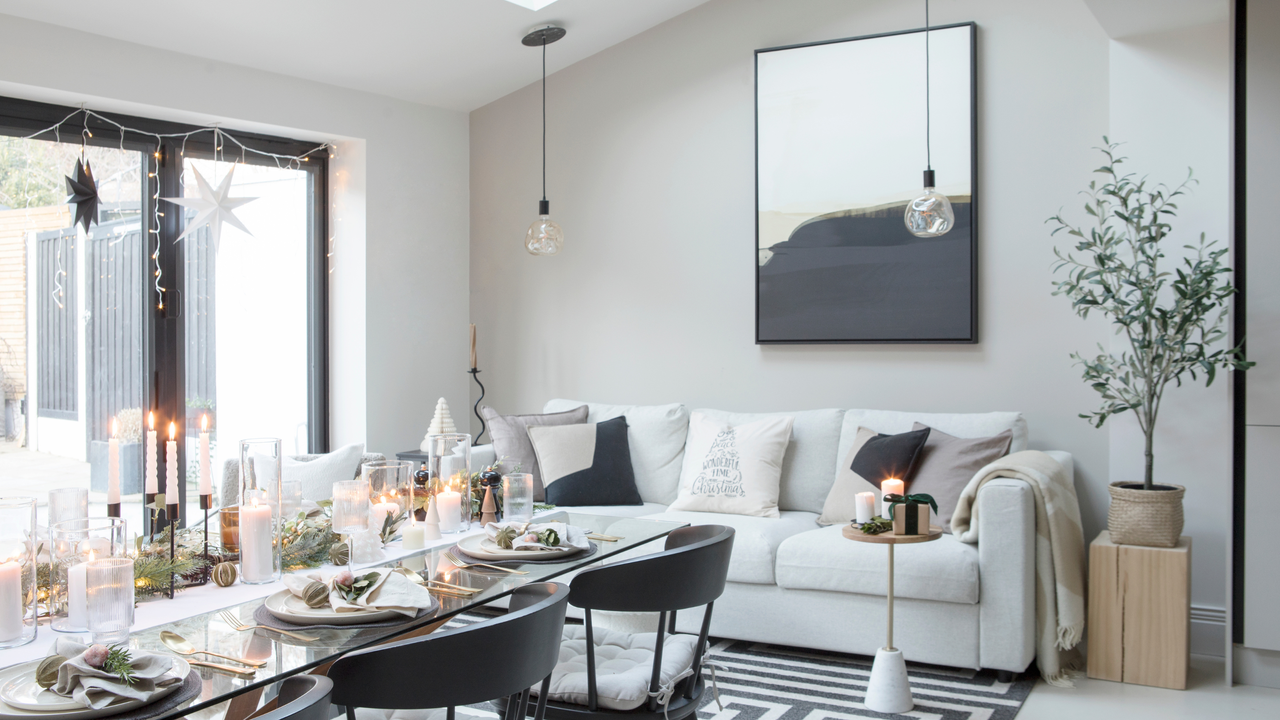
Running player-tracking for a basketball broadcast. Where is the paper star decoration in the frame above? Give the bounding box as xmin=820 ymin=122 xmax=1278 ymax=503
xmin=65 ymin=159 xmax=100 ymax=233
xmin=162 ymin=165 xmax=256 ymax=251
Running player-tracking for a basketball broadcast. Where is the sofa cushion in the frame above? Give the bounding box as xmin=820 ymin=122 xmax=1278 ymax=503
xmin=909 ymin=422 xmax=1012 ymax=532
xmin=529 ymin=417 xmax=642 ymax=506
xmin=480 ymin=404 xmax=588 ymax=502
xmin=837 ymin=409 xmax=1027 ymax=484
xmin=544 ymin=400 xmax=690 ymax=506
xmin=669 ymin=412 xmax=793 ymax=518
xmin=542 ymin=625 xmax=698 ymax=711
xmin=640 ymin=509 xmax=818 ymax=585
xmin=775 ymin=524 xmax=980 ymax=604
xmin=691 ymin=408 xmax=843 ymax=515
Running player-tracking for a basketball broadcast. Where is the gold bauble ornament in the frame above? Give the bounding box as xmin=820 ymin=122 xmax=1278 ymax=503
xmin=36 ymin=656 xmax=66 ymax=689
xmin=212 ymin=562 xmax=238 ymax=587
xmin=302 ymin=581 xmax=330 ymax=608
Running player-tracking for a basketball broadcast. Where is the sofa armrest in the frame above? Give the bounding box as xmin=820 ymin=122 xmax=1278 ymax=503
xmin=472 ymin=443 xmax=496 ymax=471
xmin=977 ymin=477 xmax=1036 ymax=673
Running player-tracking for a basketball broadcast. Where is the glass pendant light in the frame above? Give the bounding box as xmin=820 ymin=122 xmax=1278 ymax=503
xmin=523 ymin=25 xmax=566 ymax=256
xmin=904 ymin=0 xmax=955 ymax=238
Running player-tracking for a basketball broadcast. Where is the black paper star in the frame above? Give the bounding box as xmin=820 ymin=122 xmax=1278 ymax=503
xmin=65 ymin=159 xmax=99 ymax=233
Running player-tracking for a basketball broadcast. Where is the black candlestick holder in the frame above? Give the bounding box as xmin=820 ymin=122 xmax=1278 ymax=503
xmin=166 ymin=502 xmax=179 ymax=599
xmin=468 ymin=368 xmax=487 ymax=445
xmin=197 ymin=493 xmax=212 ymax=586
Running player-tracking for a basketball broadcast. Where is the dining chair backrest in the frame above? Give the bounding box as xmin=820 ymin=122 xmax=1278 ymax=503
xmin=253 ymin=675 xmax=333 ymax=720
xmin=567 ymin=524 xmax=735 ymax=613
xmin=328 ymin=582 xmax=569 ymax=716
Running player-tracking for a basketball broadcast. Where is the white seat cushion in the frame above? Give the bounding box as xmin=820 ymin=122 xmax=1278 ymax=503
xmin=775 ymin=524 xmax=980 ymax=604
xmin=542 ymin=625 xmax=698 ymax=711
xmin=355 ymin=709 xmax=494 ymax=720
xmin=640 ymin=510 xmax=819 ymax=585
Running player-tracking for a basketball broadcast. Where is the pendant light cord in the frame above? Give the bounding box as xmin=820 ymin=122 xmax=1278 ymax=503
xmin=925 ymin=0 xmax=932 ymax=172
xmin=542 ymin=39 xmax=547 ymax=203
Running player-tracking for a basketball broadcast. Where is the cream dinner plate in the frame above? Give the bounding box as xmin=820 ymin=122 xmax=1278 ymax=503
xmin=0 ymin=658 xmax=188 ymax=720
xmin=456 ymin=532 xmax=586 ymax=561
xmin=263 ymin=590 xmax=402 ymax=626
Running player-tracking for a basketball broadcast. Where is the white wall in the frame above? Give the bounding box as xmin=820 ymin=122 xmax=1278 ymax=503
xmin=1106 ymin=17 xmax=1233 ymax=655
xmin=0 ymin=14 xmax=471 ymax=459
xmin=470 ymin=0 xmax=1234 ymax=656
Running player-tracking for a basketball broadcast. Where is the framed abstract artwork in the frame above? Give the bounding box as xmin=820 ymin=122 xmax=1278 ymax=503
xmin=755 ymin=23 xmax=978 ymax=344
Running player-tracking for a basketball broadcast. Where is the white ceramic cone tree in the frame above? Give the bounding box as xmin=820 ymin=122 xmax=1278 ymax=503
xmin=420 ymin=398 xmax=458 ymax=450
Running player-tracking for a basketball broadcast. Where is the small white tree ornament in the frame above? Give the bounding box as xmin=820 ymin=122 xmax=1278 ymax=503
xmin=420 ymin=398 xmax=457 ymax=450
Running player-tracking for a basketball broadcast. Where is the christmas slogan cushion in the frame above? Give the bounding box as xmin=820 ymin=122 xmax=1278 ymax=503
xmin=668 ymin=412 xmax=794 ymax=518
xmin=817 ymin=426 xmax=930 ymax=526
xmin=526 ymin=416 xmax=643 ymax=506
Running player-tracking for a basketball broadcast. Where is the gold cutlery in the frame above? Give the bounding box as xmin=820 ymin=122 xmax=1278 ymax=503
xmin=427 ymin=579 xmax=481 ymax=593
xmin=443 ymin=550 xmax=529 ymax=574
xmin=218 ymin=610 xmax=319 ymax=642
xmin=188 ymin=660 xmax=257 ymax=678
xmin=587 ymin=533 xmax=622 ymax=542
xmin=160 ymin=631 xmax=266 ymax=667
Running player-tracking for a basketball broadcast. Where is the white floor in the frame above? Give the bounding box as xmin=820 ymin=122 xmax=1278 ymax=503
xmin=1020 ymin=655 xmax=1280 ymax=718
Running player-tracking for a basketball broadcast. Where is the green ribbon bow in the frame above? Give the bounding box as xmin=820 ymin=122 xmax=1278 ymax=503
xmin=883 ymin=493 xmax=939 ymax=520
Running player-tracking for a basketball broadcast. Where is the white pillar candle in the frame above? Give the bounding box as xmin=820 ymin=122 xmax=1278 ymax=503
xmin=198 ymin=415 xmax=211 ymax=497
xmin=881 ymin=479 xmax=905 ymax=517
xmin=107 ymin=418 xmax=120 ymax=506
xmin=402 ymin=523 xmax=426 ymax=550
xmin=855 ymin=492 xmax=876 ymax=524
xmin=165 ymin=422 xmax=179 ymax=504
xmin=239 ymin=500 xmax=274 ymax=582
xmin=145 ymin=412 xmax=158 ymax=495
xmin=436 ymin=490 xmax=462 ymax=533
xmin=371 ymin=497 xmax=398 ymax=532
xmin=67 ymin=556 xmax=89 ymax=629
xmin=0 ymin=559 xmax=22 ymax=642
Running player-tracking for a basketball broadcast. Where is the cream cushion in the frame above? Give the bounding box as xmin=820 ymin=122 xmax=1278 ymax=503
xmin=669 ymin=413 xmax=793 ymax=518
xmin=775 ymin=524 xmax=980 ymax=604
xmin=541 ymin=625 xmax=698 ymax=711
xmin=544 ymin=400 xmax=690 ymax=505
xmin=817 ymin=426 xmax=880 ymax=526
xmin=641 ymin=510 xmax=819 ymax=585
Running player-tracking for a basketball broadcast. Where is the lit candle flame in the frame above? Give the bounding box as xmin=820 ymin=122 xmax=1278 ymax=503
xmin=168 ymin=422 xmax=176 ymax=441
xmin=148 ymin=411 xmax=155 ymax=430
xmin=111 ymin=417 xmax=118 ymax=438
xmin=201 ymin=414 xmax=208 ymax=432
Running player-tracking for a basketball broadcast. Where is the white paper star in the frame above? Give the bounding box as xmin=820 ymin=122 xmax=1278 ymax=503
xmin=162 ymin=165 xmax=257 ymax=252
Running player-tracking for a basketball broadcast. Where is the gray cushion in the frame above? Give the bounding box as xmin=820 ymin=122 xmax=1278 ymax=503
xmin=480 ymin=404 xmax=588 ymax=501
xmin=908 ymin=422 xmax=1012 ymax=532
xmin=691 ymin=408 xmax=843 ymax=514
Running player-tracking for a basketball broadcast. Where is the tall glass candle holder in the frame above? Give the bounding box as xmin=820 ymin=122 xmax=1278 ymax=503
xmin=86 ymin=557 xmax=134 ymax=644
xmin=0 ymin=497 xmax=37 ymax=648
xmin=332 ymin=480 xmax=370 ymax=537
xmin=47 ymin=488 xmax=88 ymax=528
xmin=363 ymin=461 xmax=413 ymax=526
xmin=50 ymin=517 xmax=127 ymax=633
xmin=238 ymin=438 xmax=283 ymax=585
xmin=426 ymin=434 xmax=472 ymax=533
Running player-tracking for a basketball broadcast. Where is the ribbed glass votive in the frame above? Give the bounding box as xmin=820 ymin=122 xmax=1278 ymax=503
xmin=86 ymin=557 xmax=134 ymax=644
xmin=50 ymin=517 xmax=127 ymax=633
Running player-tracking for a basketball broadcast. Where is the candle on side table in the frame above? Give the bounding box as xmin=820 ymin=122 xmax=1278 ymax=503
xmin=881 ymin=479 xmax=905 ymax=517
xmin=856 ymin=492 xmax=876 ymax=524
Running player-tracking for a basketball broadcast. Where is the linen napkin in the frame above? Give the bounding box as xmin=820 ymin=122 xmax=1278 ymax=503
xmin=283 ymin=569 xmax=433 ymax=617
xmin=49 ymin=638 xmax=181 ymax=710
xmin=484 ymin=521 xmax=591 ymax=552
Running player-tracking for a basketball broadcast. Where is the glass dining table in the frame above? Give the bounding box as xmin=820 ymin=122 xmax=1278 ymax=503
xmin=2 ymin=512 xmax=687 ymax=720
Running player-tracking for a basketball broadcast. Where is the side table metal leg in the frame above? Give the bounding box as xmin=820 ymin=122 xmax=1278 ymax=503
xmin=864 ymin=543 xmax=913 ymax=714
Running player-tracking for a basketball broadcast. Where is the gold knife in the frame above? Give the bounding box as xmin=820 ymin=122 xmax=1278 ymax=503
xmin=189 ymin=660 xmax=256 ymax=678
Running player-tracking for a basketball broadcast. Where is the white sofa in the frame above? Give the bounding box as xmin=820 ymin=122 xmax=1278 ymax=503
xmin=474 ymin=400 xmax=1070 ymax=677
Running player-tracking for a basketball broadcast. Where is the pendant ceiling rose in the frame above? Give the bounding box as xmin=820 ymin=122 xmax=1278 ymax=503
xmin=522 ymin=25 xmax=566 ymax=47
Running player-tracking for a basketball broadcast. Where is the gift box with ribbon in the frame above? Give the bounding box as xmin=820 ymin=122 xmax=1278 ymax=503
xmin=885 ymin=493 xmax=938 ymax=536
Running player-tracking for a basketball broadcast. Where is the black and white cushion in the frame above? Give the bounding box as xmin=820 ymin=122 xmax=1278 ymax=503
xmin=526 ymin=417 xmax=643 ymax=506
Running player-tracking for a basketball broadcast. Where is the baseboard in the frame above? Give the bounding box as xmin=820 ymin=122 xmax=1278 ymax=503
xmin=1191 ymin=605 xmax=1227 ymax=657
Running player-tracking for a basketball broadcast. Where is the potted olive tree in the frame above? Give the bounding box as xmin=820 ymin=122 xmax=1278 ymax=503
xmin=1049 ymin=139 xmax=1252 ymax=547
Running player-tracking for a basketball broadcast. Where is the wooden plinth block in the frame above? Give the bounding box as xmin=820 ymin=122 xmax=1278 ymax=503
xmin=1086 ymin=530 xmax=1190 ymax=690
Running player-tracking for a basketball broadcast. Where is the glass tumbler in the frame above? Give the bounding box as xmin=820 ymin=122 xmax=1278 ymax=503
xmin=238 ymin=438 xmax=283 ymax=585
xmin=219 ymin=506 xmax=240 ymax=553
xmin=332 ymin=480 xmax=370 ymax=536
xmin=86 ymin=557 xmax=134 ymax=644
xmin=502 ymin=474 xmax=535 ymax=524
xmin=0 ymin=497 xmax=36 ymax=648
xmin=47 ymin=488 xmax=88 ymax=528
xmin=50 ymin=517 xmax=127 ymax=633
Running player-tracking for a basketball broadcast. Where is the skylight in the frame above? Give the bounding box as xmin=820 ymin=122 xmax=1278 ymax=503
xmin=502 ymin=0 xmax=559 ymax=9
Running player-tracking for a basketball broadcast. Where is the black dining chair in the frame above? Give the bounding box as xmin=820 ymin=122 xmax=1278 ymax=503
xmin=523 ymin=524 xmax=735 ymax=720
xmin=328 ymin=582 xmax=570 ymax=720
xmin=254 ymin=675 xmax=334 ymax=720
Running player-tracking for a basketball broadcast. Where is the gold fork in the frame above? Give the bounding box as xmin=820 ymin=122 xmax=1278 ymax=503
xmin=218 ymin=610 xmax=320 ymax=642
xmin=443 ymin=550 xmax=528 ymax=574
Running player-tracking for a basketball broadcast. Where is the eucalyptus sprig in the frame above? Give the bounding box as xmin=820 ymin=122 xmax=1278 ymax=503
xmin=859 ymin=517 xmax=893 ymax=536
xmin=1049 ymin=139 xmax=1253 ymax=489
xmin=334 ymin=572 xmax=381 ymax=603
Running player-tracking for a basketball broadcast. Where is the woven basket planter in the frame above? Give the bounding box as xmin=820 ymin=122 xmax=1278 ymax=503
xmin=1107 ymin=481 xmax=1185 ymax=548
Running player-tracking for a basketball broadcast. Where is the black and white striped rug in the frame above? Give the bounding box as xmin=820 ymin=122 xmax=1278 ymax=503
xmin=443 ymin=612 xmax=1035 ymax=719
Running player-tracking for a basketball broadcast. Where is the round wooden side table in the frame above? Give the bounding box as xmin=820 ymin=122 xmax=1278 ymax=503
xmin=842 ymin=523 xmax=943 ymax=714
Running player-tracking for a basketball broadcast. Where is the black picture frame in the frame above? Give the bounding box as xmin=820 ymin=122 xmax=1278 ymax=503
xmin=754 ymin=22 xmax=979 ymax=344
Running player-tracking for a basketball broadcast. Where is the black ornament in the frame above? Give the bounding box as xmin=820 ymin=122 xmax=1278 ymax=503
xmin=65 ymin=159 xmax=100 ymax=233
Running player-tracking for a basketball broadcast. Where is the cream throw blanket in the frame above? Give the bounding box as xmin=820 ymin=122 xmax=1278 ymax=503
xmin=951 ymin=450 xmax=1086 ymax=687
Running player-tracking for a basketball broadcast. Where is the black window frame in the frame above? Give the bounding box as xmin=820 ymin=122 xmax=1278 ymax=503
xmin=0 ymin=95 xmax=329 ymax=524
